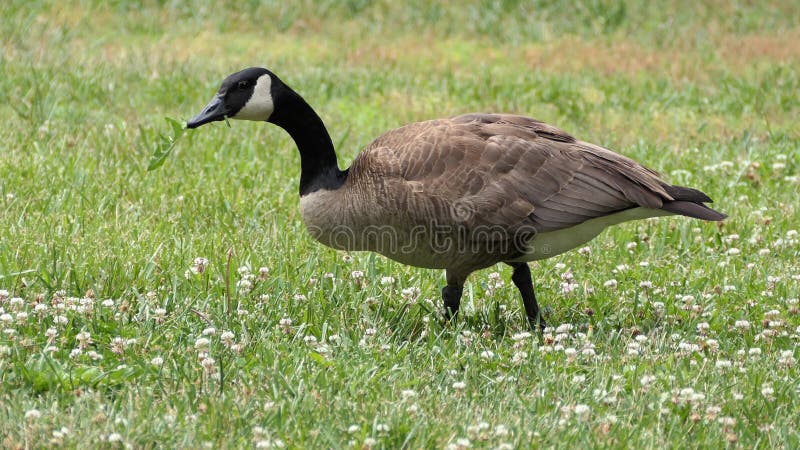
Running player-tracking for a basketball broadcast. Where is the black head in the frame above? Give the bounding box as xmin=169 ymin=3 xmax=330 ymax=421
xmin=187 ymin=67 xmax=278 ymax=129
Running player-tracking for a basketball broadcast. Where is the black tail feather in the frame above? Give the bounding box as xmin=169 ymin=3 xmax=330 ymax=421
xmin=662 ymin=200 xmax=727 ymax=221
xmin=662 ymin=183 xmax=714 ymax=204
xmin=660 ymin=183 xmax=726 ymax=221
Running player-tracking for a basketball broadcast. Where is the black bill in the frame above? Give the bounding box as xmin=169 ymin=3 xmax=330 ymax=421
xmin=187 ymin=95 xmax=227 ymax=129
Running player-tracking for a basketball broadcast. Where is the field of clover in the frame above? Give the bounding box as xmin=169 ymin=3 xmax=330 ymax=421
xmin=1 ymin=1 xmax=798 ymax=448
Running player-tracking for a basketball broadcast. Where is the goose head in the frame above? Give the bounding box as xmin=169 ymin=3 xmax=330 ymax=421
xmin=187 ymin=67 xmax=277 ymax=128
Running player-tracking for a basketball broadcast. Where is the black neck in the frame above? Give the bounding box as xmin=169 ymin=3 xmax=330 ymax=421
xmin=267 ymin=88 xmax=347 ymax=196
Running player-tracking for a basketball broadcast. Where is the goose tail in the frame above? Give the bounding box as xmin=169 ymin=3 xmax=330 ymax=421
xmin=660 ymin=184 xmax=727 ymax=221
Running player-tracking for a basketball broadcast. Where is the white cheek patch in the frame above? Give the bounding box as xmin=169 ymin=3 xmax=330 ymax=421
xmin=233 ymin=74 xmax=274 ymax=121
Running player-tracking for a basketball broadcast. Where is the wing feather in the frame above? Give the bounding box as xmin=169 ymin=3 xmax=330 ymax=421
xmin=352 ymin=113 xmax=679 ymax=237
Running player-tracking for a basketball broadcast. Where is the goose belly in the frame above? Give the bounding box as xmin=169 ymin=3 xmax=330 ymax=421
xmin=511 ymin=207 xmax=671 ymax=262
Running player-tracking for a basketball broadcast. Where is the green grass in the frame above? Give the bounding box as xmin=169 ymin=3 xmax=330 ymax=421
xmin=1 ymin=0 xmax=799 ymax=448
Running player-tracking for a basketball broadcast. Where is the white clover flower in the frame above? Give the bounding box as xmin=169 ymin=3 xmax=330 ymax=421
xmin=603 ymin=279 xmax=618 ymax=288
xmin=200 ymin=357 xmax=216 ymax=371
xmin=723 ymin=234 xmax=740 ymax=243
xmin=401 ymin=287 xmax=421 ymax=300
xmin=718 ymin=416 xmax=737 ymax=427
xmin=511 ymin=351 xmax=528 ymax=364
xmin=705 ymin=405 xmax=722 ymax=421
xmin=400 ymin=389 xmax=418 ymax=400
xmin=678 ymin=342 xmax=701 ymax=353
xmin=111 ymin=336 xmax=126 ymax=354
xmin=452 ymin=381 xmax=466 ymax=390
xmin=255 ymin=439 xmax=285 ymax=449
xmin=107 ymin=433 xmax=123 ymax=443
xmin=279 ymin=317 xmax=292 ymax=334
xmin=640 ymin=375 xmax=656 ymax=386
xmin=734 ymin=320 xmax=751 ymax=330
xmin=101 ymin=299 xmax=115 ymax=308
xmin=75 ymin=331 xmax=92 ymax=348
xmin=24 ymin=409 xmax=42 ymax=420
xmin=778 ymin=350 xmax=796 ymax=367
xmin=480 ymin=350 xmax=495 ymax=359
xmin=493 ymin=424 xmax=509 ymax=437
xmin=194 ymin=337 xmax=210 ymax=351
xmin=448 ymin=438 xmax=471 ymax=450
xmin=190 ymin=257 xmax=209 ymax=274
xmin=303 ymin=335 xmax=318 ymax=346
xmin=677 ymin=387 xmax=705 ymax=404
xmin=573 ymin=404 xmax=591 ymax=417
xmin=52 ymin=427 xmax=70 ymax=440
xmin=380 ymin=276 xmax=395 ymax=285
xmin=237 ymin=279 xmax=254 ymax=294
xmin=512 ymin=331 xmax=532 ymax=341
xmin=351 ymin=270 xmax=364 ymax=279
xmin=555 ymin=324 xmax=573 ymax=334
xmin=150 ymin=356 xmax=164 ymax=366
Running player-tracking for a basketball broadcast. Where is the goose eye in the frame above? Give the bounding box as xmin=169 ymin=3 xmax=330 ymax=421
xmin=238 ymin=81 xmax=249 ymax=90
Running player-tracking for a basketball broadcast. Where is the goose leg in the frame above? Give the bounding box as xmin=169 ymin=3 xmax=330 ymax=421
xmin=508 ymin=262 xmax=547 ymax=331
xmin=442 ymin=270 xmax=466 ymax=320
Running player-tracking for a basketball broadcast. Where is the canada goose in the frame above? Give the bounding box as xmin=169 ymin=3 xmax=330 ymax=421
xmin=187 ymin=67 xmax=726 ymax=330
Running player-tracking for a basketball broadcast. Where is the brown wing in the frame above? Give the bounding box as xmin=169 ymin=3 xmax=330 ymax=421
xmin=350 ymin=113 xmax=674 ymax=235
